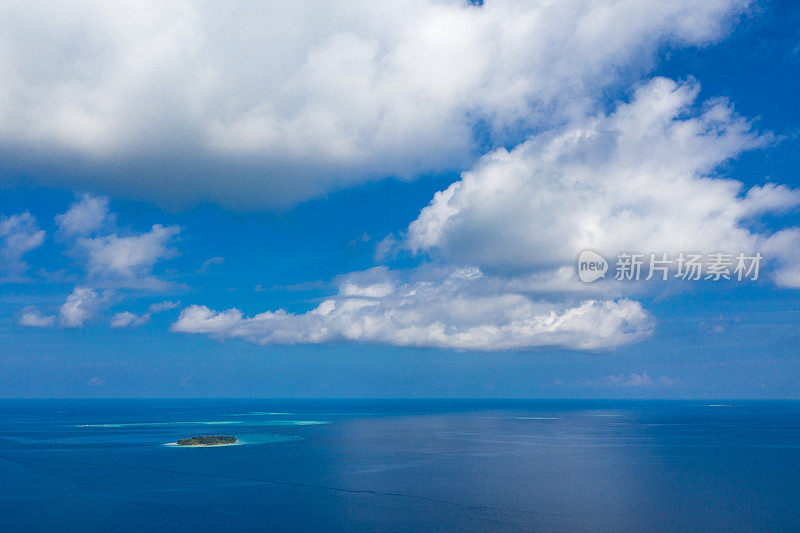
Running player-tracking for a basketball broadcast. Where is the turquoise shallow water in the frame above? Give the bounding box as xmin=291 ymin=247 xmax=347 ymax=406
xmin=78 ymin=420 xmax=330 ymax=428
xmin=1 ymin=399 xmax=800 ymax=532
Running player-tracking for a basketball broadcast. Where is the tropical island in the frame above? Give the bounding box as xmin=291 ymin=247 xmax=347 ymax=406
xmin=176 ymin=435 xmax=237 ymax=446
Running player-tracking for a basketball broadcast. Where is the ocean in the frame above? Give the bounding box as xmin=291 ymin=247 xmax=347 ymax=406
xmin=1 ymin=399 xmax=799 ymax=532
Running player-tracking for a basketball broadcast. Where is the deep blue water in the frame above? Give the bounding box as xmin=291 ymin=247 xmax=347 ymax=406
xmin=1 ymin=399 xmax=799 ymax=532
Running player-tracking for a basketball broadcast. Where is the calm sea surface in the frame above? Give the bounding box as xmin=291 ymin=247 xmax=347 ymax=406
xmin=1 ymin=399 xmax=799 ymax=532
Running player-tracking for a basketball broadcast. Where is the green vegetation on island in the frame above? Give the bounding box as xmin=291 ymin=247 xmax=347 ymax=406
xmin=176 ymin=435 xmax=237 ymax=446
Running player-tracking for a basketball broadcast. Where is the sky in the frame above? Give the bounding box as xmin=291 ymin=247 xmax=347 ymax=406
xmin=1 ymin=0 xmax=800 ymax=398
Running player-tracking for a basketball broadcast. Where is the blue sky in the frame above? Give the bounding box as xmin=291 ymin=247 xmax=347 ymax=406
xmin=1 ymin=0 xmax=800 ymax=398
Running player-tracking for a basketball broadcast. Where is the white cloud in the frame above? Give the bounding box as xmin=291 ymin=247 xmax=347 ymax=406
xmin=15 ymin=1 xmax=794 ymax=352
xmin=171 ymin=76 xmax=800 ymax=351
xmin=59 ymin=286 xmax=110 ymax=327
xmin=110 ymin=311 xmax=149 ymax=328
xmin=77 ymin=223 xmax=181 ymax=288
xmin=0 ymin=0 xmax=750 ymax=208
xmin=111 ymin=300 xmax=181 ymax=328
xmin=148 ymin=300 xmax=180 ymax=313
xmin=584 ymin=372 xmax=678 ymax=388
xmin=19 ymin=307 xmax=56 ymax=327
xmin=55 ymin=193 xmax=112 ymax=236
xmin=762 ymin=229 xmax=800 ymax=288
xmin=53 ymin=194 xmax=181 ymax=288
xmin=406 ymin=77 xmax=800 ymax=286
xmin=173 ymin=267 xmax=653 ymax=350
xmin=197 ymin=256 xmax=224 ymax=273
xmin=0 ymin=212 xmax=45 ymax=280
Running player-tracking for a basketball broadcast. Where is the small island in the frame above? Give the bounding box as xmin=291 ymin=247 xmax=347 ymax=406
xmin=176 ymin=435 xmax=237 ymax=446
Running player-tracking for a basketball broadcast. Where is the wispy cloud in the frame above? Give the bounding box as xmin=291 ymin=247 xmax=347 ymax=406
xmin=0 ymin=212 xmax=45 ymax=281
xmin=77 ymin=224 xmax=181 ymax=289
xmin=55 ymin=194 xmax=113 ymax=237
xmin=55 ymin=194 xmax=182 ymax=290
xmin=110 ymin=311 xmax=150 ymax=329
xmin=197 ymin=256 xmax=224 ymax=273
xmin=583 ymin=372 xmax=678 ymax=388
xmin=19 ymin=307 xmax=56 ymax=328
xmin=111 ymin=300 xmax=181 ymax=329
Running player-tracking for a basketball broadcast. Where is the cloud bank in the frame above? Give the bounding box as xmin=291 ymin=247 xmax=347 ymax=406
xmin=0 ymin=0 xmax=749 ymax=208
xmin=583 ymin=372 xmax=678 ymax=388
xmin=173 ymin=267 xmax=653 ymax=350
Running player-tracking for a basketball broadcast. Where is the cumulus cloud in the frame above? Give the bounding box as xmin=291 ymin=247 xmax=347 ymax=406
xmin=19 ymin=307 xmax=56 ymax=327
xmin=406 ymin=77 xmax=800 ymax=286
xmin=8 ymin=196 xmax=182 ymax=332
xmin=54 ymin=194 xmax=181 ymax=288
xmin=0 ymin=0 xmax=750 ymax=208
xmin=172 ymin=76 xmax=800 ymax=351
xmin=0 ymin=212 xmax=45 ymax=280
xmin=59 ymin=287 xmax=110 ymax=327
xmin=173 ymin=267 xmax=653 ymax=350
xmin=14 ymin=0 xmax=794 ymax=353
xmin=761 ymin=229 xmax=800 ymax=288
